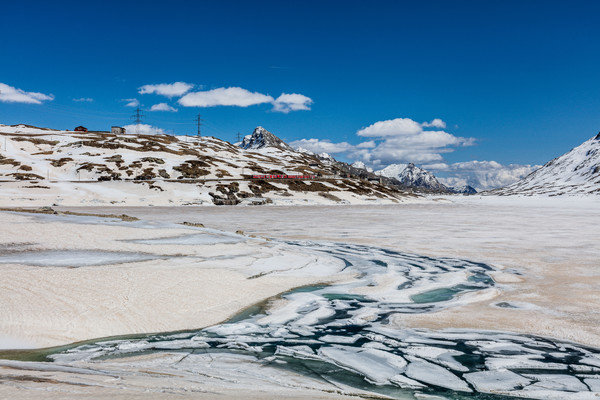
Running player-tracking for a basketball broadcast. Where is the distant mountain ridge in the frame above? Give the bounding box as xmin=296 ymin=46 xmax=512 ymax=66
xmin=375 ymin=162 xmax=476 ymax=194
xmin=488 ymin=132 xmax=600 ymax=196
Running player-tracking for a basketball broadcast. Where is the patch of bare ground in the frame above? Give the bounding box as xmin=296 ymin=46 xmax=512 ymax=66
xmin=215 ymin=169 xmax=232 ymax=178
xmin=248 ymin=180 xmax=279 ymax=196
xmin=318 ymin=192 xmax=342 ymax=202
xmin=8 ymin=173 xmax=45 ymax=180
xmin=284 ymin=180 xmax=337 ymax=192
xmin=11 ymin=137 xmax=59 ymax=146
xmin=140 ymin=157 xmax=165 ymax=164
xmin=104 ymin=155 xmax=124 ymax=166
xmin=209 ymin=182 xmax=243 ymax=205
xmin=0 ymin=156 xmax=21 ymax=167
xmin=173 ymin=160 xmax=211 ymax=178
xmin=134 ymin=168 xmax=157 ymax=180
xmin=48 ymin=158 xmax=73 ymax=168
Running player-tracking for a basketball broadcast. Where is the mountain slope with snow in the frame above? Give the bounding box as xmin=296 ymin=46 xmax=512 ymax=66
xmin=488 ymin=133 xmax=600 ymax=196
xmin=0 ymin=124 xmax=415 ymax=206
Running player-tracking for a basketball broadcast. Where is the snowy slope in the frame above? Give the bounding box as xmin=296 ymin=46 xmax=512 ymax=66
xmin=488 ymin=133 xmax=600 ymax=196
xmin=351 ymin=161 xmax=374 ymax=173
xmin=0 ymin=124 xmax=414 ymax=206
xmin=377 ymin=163 xmax=408 ymax=180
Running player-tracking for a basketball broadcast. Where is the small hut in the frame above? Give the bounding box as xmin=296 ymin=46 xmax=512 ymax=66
xmin=74 ymin=126 xmax=88 ymax=132
xmin=111 ymin=126 xmax=126 ymax=135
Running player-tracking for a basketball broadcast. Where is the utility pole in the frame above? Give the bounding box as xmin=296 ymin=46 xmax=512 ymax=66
xmin=236 ymin=131 xmax=242 ymax=143
xmin=131 ymin=107 xmax=144 ymax=135
xmin=194 ymin=113 xmax=203 ymax=138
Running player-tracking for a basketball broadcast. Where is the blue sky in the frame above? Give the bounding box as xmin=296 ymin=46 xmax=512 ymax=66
xmin=1 ymin=0 xmax=599 ymax=189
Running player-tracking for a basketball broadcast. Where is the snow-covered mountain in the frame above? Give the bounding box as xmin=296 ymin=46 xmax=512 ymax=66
xmin=399 ymin=163 xmax=449 ymax=191
xmin=317 ymin=152 xmax=337 ymax=164
xmin=377 ymin=163 xmax=408 ymax=180
xmin=0 ymin=124 xmax=414 ymax=206
xmin=239 ymin=126 xmax=293 ymax=151
xmin=450 ymin=184 xmax=478 ymax=195
xmin=488 ymin=132 xmax=600 ymax=196
xmin=377 ymin=163 xmax=450 ymax=192
xmin=351 ymin=161 xmax=373 ymax=173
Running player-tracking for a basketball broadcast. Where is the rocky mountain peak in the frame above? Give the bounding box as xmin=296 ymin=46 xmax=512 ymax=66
xmin=376 ymin=162 xmax=449 ymax=192
xmin=239 ymin=126 xmax=293 ymax=151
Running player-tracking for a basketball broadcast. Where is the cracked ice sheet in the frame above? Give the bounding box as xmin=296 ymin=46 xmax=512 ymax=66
xmin=318 ymin=346 xmax=407 ymax=385
xmin=522 ymin=374 xmax=589 ymax=392
xmin=404 ymin=357 xmax=471 ymax=392
xmin=463 ymin=370 xmax=531 ymax=393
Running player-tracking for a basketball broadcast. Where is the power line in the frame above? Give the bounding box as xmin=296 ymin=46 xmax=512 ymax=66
xmin=236 ymin=131 xmax=242 ymax=143
xmin=131 ymin=107 xmax=144 ymax=135
xmin=194 ymin=113 xmax=203 ymax=138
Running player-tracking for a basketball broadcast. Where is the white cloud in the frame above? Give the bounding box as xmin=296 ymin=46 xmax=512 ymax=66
xmin=422 ymin=118 xmax=446 ymax=128
xmin=178 ymin=87 xmax=274 ymax=107
xmin=431 ymin=160 xmax=540 ymax=191
xmin=357 ymin=140 xmax=376 ymax=149
xmin=123 ymin=123 xmax=166 ymax=135
xmin=73 ymin=97 xmax=94 ymax=102
xmin=272 ymin=93 xmax=313 ymax=113
xmin=150 ymin=102 xmax=177 ymax=112
xmin=139 ymin=82 xmax=193 ymax=97
xmin=289 ymin=138 xmax=355 ymax=154
xmin=358 ymin=118 xmax=422 ymax=137
xmin=290 ymin=117 xmax=475 ymax=169
xmin=352 ymin=117 xmax=475 ymax=166
xmin=0 ymin=82 xmax=54 ymax=104
xmin=367 ymin=146 xmax=445 ymax=165
xmin=122 ymin=98 xmax=140 ymax=107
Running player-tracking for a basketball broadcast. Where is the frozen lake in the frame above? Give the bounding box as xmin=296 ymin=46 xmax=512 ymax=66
xmin=46 ymin=240 xmax=600 ymax=399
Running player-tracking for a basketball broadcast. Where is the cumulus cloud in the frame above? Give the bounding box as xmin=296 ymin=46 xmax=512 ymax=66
xmin=358 ymin=118 xmax=422 ymax=137
xmin=272 ymin=93 xmax=313 ymax=113
xmin=290 ymin=117 xmax=476 ymax=168
xmin=0 ymin=82 xmax=54 ymax=104
xmin=289 ymin=138 xmax=355 ymax=154
xmin=123 ymin=123 xmax=166 ymax=135
xmin=178 ymin=87 xmax=274 ymax=107
xmin=122 ymin=98 xmax=140 ymax=107
xmin=150 ymin=102 xmax=177 ymax=112
xmin=431 ymin=160 xmax=540 ymax=191
xmin=422 ymin=118 xmax=446 ymax=128
xmin=289 ymin=115 xmax=535 ymax=192
xmin=356 ymin=140 xmax=376 ymax=149
xmin=351 ymin=117 xmax=475 ymax=166
xmin=73 ymin=97 xmax=94 ymax=102
xmin=139 ymin=82 xmax=193 ymax=97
